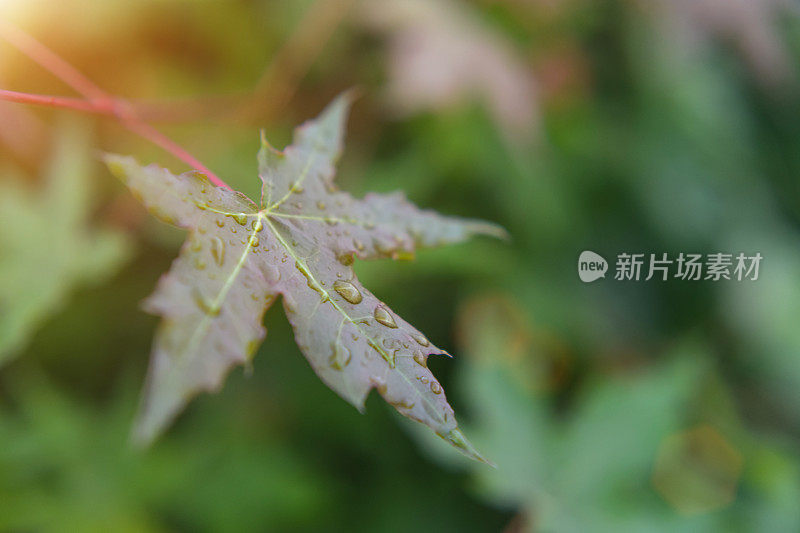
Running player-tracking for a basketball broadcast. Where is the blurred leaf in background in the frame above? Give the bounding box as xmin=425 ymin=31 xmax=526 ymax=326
xmin=0 ymin=119 xmax=129 ymax=364
xmin=360 ymin=0 xmax=538 ymax=142
xmin=406 ymin=294 xmax=800 ymax=532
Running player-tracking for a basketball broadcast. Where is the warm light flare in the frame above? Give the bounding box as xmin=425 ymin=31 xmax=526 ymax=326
xmin=0 ymin=0 xmax=29 ymax=20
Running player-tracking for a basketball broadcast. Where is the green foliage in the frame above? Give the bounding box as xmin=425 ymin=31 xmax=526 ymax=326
xmin=0 ymin=370 xmax=332 ymax=532
xmin=407 ymin=296 xmax=800 ymax=532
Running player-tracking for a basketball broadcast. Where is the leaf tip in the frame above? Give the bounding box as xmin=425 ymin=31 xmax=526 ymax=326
xmin=441 ymin=428 xmax=495 ymax=467
xmin=320 ymin=88 xmax=362 ymax=130
xmin=129 ymin=420 xmax=158 ymax=451
xmin=102 ymin=153 xmax=130 ymax=181
xmin=339 ymin=86 xmax=364 ymax=106
xmin=259 ymin=129 xmax=283 ymax=155
xmin=475 ymin=221 xmax=510 ymax=241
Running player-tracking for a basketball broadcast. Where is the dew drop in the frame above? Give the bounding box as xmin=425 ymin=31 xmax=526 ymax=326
xmin=333 ymin=280 xmax=362 ymax=304
xmin=374 ymin=305 xmax=398 ymax=328
xmin=389 ymin=398 xmax=415 ymax=410
xmin=430 ymin=381 xmax=442 ymax=394
xmin=251 ymin=218 xmax=263 ymax=232
xmin=295 ymin=260 xmax=327 ymax=300
xmin=193 ymin=257 xmax=206 ymax=270
xmin=190 ymin=239 xmax=203 ymax=252
xmin=316 ymin=201 xmax=326 ymax=210
xmin=210 ymin=236 xmax=225 ymax=266
xmin=368 ymin=338 xmax=394 ymax=366
xmin=265 ymin=265 xmax=281 ymax=284
xmin=372 ymin=377 xmax=388 ymax=395
xmin=354 ymin=239 xmax=365 ymax=252
xmin=412 ymin=333 xmax=430 ymax=347
xmin=290 ymin=181 xmax=305 ymax=193
xmin=413 ymin=352 xmax=427 ymax=367
xmin=231 ymin=213 xmax=247 ymax=226
xmin=337 ymin=253 xmax=354 ymax=266
xmin=388 ymin=339 xmax=402 ymax=351
xmin=329 ymin=343 xmax=352 ymax=370
xmin=250 ymin=237 xmax=260 ymax=248
xmin=215 ymin=219 xmax=225 ymax=228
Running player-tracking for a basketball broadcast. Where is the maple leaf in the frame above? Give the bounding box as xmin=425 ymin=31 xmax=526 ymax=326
xmin=105 ymin=94 xmax=505 ymax=462
xmin=0 ymin=120 xmax=129 ymax=364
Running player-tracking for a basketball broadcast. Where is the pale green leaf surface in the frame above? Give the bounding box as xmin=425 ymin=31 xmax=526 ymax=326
xmin=0 ymin=122 xmax=129 ymax=364
xmin=106 ymin=94 xmax=503 ymax=461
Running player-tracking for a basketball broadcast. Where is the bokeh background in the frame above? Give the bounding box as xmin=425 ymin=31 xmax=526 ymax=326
xmin=2 ymin=0 xmax=800 ymax=531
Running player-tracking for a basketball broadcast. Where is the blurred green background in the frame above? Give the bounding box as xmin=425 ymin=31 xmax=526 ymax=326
xmin=2 ymin=0 xmax=800 ymax=531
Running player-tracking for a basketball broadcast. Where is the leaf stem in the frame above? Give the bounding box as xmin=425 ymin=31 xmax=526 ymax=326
xmin=0 ymin=89 xmax=108 ymax=114
xmin=0 ymin=20 xmax=107 ymax=101
xmin=244 ymin=0 xmax=356 ymax=120
xmin=0 ymin=22 xmax=231 ymax=190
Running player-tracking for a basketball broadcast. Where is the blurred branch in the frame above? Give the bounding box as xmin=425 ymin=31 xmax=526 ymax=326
xmin=0 ymin=22 xmax=231 ymax=190
xmin=0 ymin=89 xmax=111 ymax=114
xmin=131 ymin=93 xmax=248 ymax=123
xmin=128 ymin=0 xmax=357 ymax=124
xmin=241 ymin=0 xmax=357 ymax=121
xmin=0 ymin=20 xmax=108 ymax=102
xmin=0 ymin=0 xmax=356 ymax=180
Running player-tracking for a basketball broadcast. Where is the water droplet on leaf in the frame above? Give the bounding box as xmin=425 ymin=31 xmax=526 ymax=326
xmin=210 ymin=236 xmax=225 ymax=266
xmin=412 ymin=333 xmax=430 ymax=347
xmin=329 ymin=343 xmax=352 ymax=370
xmin=374 ymin=305 xmax=398 ymax=328
xmin=333 ymin=280 xmax=362 ymax=304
